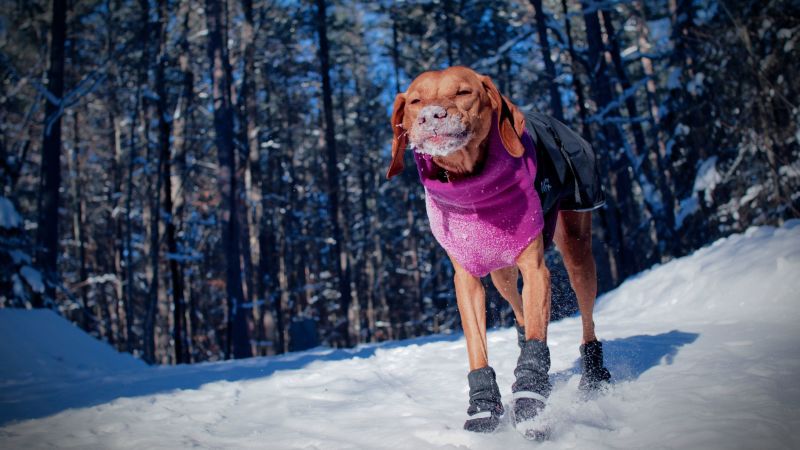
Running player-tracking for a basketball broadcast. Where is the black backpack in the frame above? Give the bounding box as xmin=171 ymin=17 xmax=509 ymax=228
xmin=525 ymin=112 xmax=605 ymax=214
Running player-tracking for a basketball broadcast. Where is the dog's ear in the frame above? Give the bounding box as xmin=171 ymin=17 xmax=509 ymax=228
xmin=481 ymin=75 xmax=526 ymax=157
xmin=387 ymin=93 xmax=408 ymax=179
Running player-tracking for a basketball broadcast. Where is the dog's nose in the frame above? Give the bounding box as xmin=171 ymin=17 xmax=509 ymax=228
xmin=418 ymin=105 xmax=448 ymax=126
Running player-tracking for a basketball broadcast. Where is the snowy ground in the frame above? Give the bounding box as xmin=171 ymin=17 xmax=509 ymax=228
xmin=1 ymin=222 xmax=800 ymax=449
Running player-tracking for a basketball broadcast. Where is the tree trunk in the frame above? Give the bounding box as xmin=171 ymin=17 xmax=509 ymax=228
xmin=237 ymin=0 xmax=265 ymax=354
xmin=581 ymin=1 xmax=636 ymax=282
xmin=142 ymin=0 xmax=163 ymax=365
xmin=69 ymin=111 xmax=90 ymax=331
xmin=34 ymin=0 xmax=68 ymax=307
xmin=205 ymin=0 xmax=252 ymax=359
xmin=172 ymin=0 xmax=195 ymax=362
xmin=124 ymin=88 xmax=140 ymax=354
xmin=152 ymin=0 xmax=187 ymax=365
xmin=560 ymin=0 xmax=592 ymax=138
xmin=315 ymin=0 xmax=352 ymax=347
xmin=530 ymin=0 xmax=564 ymax=120
xmin=602 ymin=8 xmax=674 ymax=261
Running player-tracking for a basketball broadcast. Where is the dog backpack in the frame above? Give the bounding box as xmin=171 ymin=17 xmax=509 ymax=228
xmin=524 ymin=112 xmax=606 ymax=214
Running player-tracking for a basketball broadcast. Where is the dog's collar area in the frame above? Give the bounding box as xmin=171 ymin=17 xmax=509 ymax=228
xmin=429 ymin=136 xmax=490 ymax=183
xmin=433 ymin=161 xmax=484 ymax=183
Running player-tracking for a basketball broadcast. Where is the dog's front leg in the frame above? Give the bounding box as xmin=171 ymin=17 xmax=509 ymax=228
xmin=450 ymin=255 xmax=489 ymax=370
xmin=510 ymin=234 xmax=553 ymax=436
xmin=516 ymin=235 xmax=551 ymax=342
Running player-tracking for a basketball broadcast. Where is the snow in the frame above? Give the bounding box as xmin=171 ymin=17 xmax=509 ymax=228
xmin=0 ymin=309 xmax=145 ymax=386
xmin=686 ymin=72 xmax=705 ymax=96
xmin=667 ymin=67 xmax=682 ymax=90
xmin=409 ymin=106 xmax=473 ymax=158
xmin=646 ymin=18 xmax=672 ymax=52
xmin=19 ymin=266 xmax=44 ymax=294
xmin=0 ymin=196 xmax=22 ymax=229
xmin=693 ymin=156 xmax=721 ymax=203
xmin=675 ymin=195 xmax=700 ymax=229
xmin=2 ymin=222 xmax=800 ymax=449
xmin=740 ymin=184 xmax=764 ymax=206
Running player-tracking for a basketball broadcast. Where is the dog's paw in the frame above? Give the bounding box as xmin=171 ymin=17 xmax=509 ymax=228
xmin=463 ymin=410 xmax=504 ymax=433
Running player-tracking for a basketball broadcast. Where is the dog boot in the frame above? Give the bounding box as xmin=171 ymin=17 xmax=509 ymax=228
xmin=512 ymin=339 xmax=552 ymax=439
xmin=464 ymin=366 xmax=505 ymax=433
xmin=579 ymin=340 xmax=612 ymax=392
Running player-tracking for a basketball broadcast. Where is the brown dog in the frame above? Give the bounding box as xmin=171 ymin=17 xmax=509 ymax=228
xmin=387 ymin=66 xmax=610 ymax=435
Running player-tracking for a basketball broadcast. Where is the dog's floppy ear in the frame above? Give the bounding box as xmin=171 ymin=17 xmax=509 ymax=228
xmin=386 ymin=93 xmax=408 ymax=179
xmin=481 ymin=75 xmax=526 ymax=157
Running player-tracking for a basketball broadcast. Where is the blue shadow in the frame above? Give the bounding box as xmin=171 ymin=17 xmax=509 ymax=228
xmin=0 ymin=332 xmax=463 ymax=426
xmin=551 ymin=330 xmax=700 ymax=384
xmin=1 ymin=330 xmax=699 ymax=426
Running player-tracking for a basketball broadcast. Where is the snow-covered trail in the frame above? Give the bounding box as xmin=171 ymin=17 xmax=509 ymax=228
xmin=1 ymin=223 xmax=800 ymax=449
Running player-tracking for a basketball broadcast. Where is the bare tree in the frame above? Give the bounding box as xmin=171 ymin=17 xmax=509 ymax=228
xmin=205 ymin=0 xmax=252 ymax=359
xmin=315 ymin=0 xmax=352 ymax=347
xmin=34 ymin=0 xmax=68 ymax=307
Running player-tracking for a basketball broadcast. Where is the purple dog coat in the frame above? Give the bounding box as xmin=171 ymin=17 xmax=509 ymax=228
xmin=414 ymin=119 xmax=547 ymax=277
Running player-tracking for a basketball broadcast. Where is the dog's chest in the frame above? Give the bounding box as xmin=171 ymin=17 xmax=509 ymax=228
xmin=413 ymin=124 xmax=545 ymax=277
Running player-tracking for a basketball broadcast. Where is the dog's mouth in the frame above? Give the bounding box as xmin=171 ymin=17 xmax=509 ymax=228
xmin=411 ymin=129 xmax=472 ymax=157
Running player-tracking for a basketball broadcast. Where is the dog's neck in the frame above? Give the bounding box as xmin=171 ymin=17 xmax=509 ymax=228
xmin=431 ymin=135 xmax=490 ymax=181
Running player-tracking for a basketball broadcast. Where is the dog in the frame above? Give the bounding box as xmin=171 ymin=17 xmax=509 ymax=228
xmin=386 ymin=66 xmax=611 ymax=436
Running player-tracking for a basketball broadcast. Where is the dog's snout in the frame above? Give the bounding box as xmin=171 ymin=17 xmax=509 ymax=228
xmin=418 ymin=105 xmax=448 ymax=126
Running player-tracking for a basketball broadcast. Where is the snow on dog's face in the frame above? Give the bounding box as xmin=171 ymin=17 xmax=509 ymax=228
xmin=408 ymin=105 xmax=472 ymax=157
xmin=402 ymin=67 xmax=491 ymax=160
xmin=386 ymin=66 xmax=527 ymax=179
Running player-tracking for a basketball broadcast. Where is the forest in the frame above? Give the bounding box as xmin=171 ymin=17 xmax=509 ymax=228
xmin=0 ymin=0 xmax=797 ymax=365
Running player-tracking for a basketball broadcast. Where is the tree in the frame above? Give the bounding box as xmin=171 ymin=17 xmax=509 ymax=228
xmin=34 ymin=0 xmax=68 ymax=307
xmin=315 ymin=0 xmax=353 ymax=347
xmin=529 ymin=0 xmax=564 ymax=121
xmin=205 ymin=0 xmax=252 ymax=359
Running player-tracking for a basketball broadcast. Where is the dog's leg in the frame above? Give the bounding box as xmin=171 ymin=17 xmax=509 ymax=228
xmin=489 ymin=266 xmax=524 ymax=326
xmin=511 ymin=235 xmax=552 ymax=436
xmin=553 ymin=210 xmax=597 ymax=344
xmin=515 ymin=235 xmax=551 ymax=341
xmin=451 ymin=256 xmax=506 ymax=432
xmin=450 ymin=255 xmax=489 ymax=370
xmin=554 ymin=210 xmax=611 ymax=390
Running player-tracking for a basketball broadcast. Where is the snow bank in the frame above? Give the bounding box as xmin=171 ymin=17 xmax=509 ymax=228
xmin=0 ymin=308 xmax=145 ymax=384
xmin=1 ymin=222 xmax=799 ymax=449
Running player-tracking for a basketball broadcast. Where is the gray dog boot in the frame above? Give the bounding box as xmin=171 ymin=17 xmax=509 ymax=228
xmin=512 ymin=339 xmax=552 ymax=438
xmin=464 ymin=366 xmax=505 ymax=433
xmin=579 ymin=340 xmax=612 ymax=392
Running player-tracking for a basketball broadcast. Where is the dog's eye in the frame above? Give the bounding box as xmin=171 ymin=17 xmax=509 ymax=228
xmin=410 ymin=99 xmax=421 ymax=104
xmin=456 ymin=90 xmax=472 ymax=96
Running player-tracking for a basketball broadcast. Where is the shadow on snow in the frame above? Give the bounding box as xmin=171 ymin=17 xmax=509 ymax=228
xmin=551 ymin=329 xmax=700 ymax=385
xmin=0 ymin=333 xmax=462 ymax=426
xmin=2 ymin=330 xmax=698 ymax=426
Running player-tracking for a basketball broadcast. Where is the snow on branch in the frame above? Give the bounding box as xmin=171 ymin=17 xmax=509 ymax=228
xmin=587 ymin=77 xmax=651 ymax=124
xmin=471 ymin=29 xmax=535 ymax=71
xmin=572 ymin=0 xmax=631 ymax=16
xmin=616 ymin=123 xmax=664 ymax=216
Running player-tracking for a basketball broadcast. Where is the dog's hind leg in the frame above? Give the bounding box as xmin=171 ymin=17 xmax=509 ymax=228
xmin=554 ymin=210 xmax=611 ymax=391
xmin=490 ymin=266 xmax=524 ymax=326
xmin=553 ymin=210 xmax=597 ymax=344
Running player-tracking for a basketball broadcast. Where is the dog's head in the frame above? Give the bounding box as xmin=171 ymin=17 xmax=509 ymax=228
xmin=386 ymin=66 xmax=526 ymax=179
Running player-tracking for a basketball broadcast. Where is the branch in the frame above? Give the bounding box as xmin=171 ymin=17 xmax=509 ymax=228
xmin=587 ymin=76 xmax=651 ymax=123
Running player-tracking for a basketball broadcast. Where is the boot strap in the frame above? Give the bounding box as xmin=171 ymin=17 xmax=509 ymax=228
xmin=512 ymin=391 xmax=547 ymax=402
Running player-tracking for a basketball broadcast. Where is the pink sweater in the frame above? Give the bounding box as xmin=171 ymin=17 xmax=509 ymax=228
xmin=414 ymin=119 xmax=545 ymax=277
